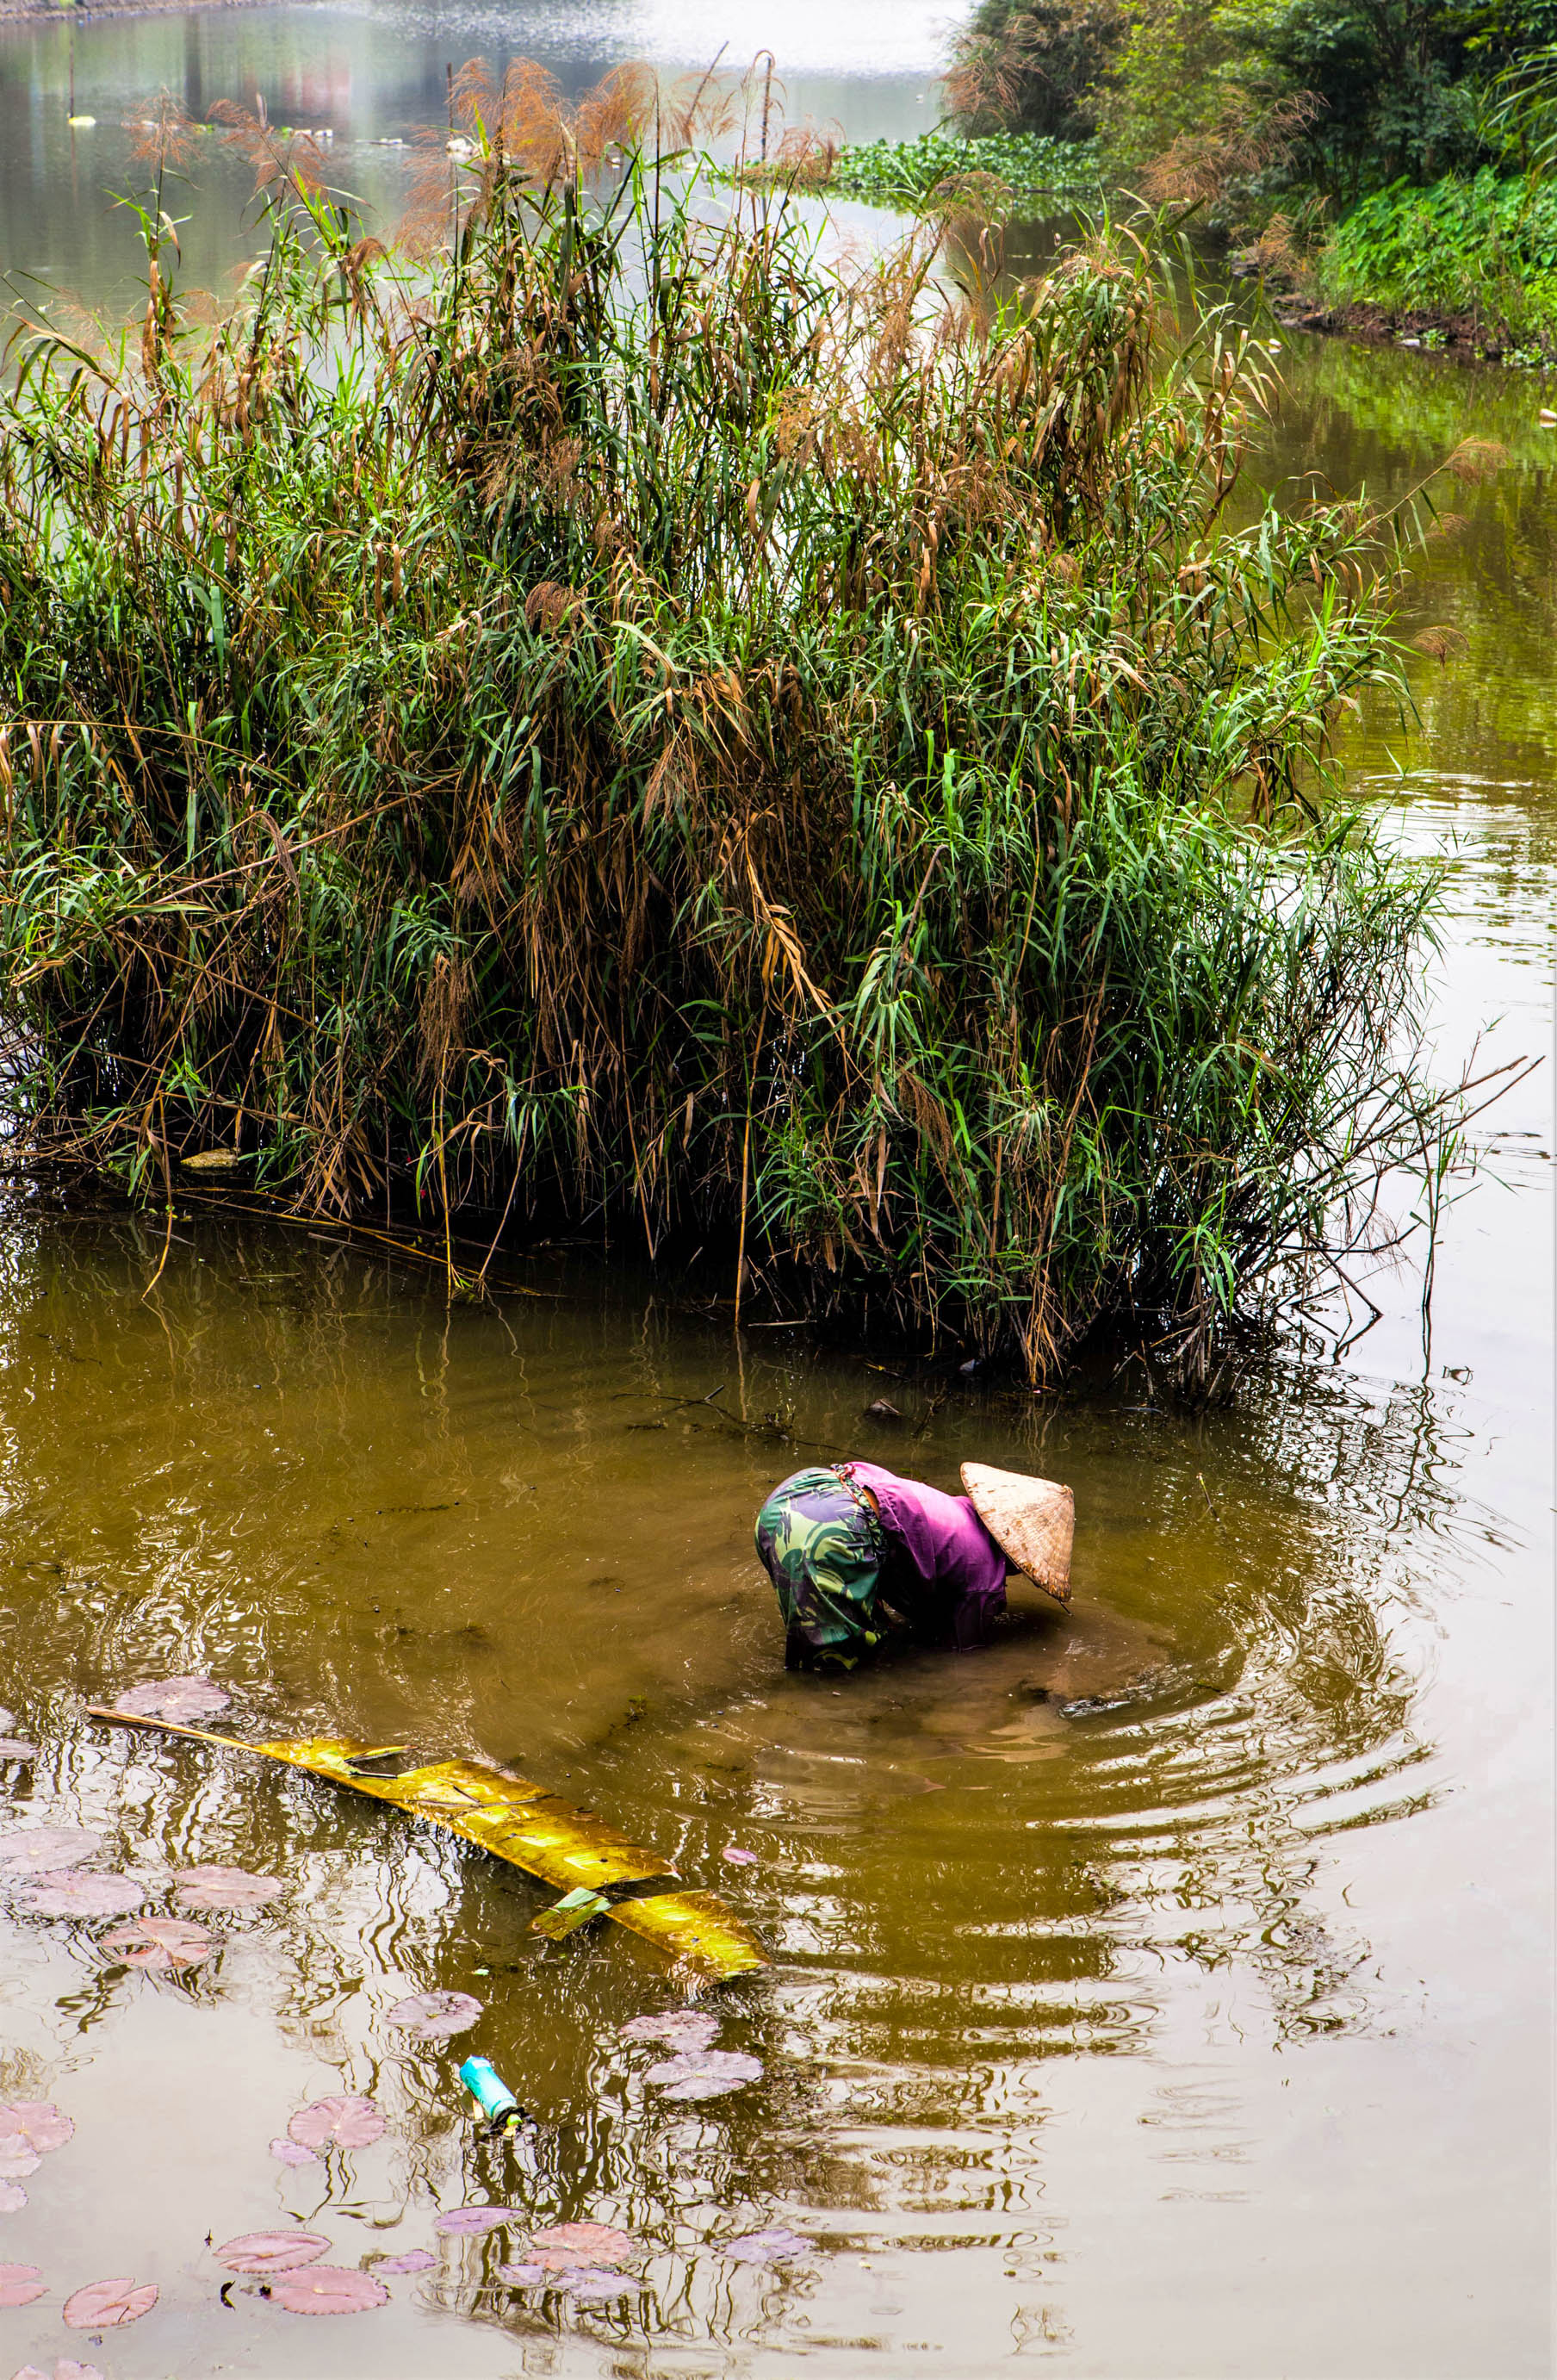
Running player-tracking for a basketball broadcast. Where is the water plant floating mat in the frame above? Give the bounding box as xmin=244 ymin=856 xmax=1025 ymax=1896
xmin=84 ymin=1711 xmax=766 ymax=1979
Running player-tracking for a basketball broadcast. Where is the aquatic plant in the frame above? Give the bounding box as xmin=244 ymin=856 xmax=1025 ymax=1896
xmin=0 ymin=65 xmax=1468 ymax=1384
xmin=790 ymin=130 xmax=1104 ymax=214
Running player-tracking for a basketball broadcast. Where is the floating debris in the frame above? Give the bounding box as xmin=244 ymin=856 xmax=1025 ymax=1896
xmin=173 ymin=1864 xmax=282 ymax=1911
xmin=62 ymin=2276 xmax=158 ymax=2327
xmin=375 ymin=2247 xmax=436 ymax=2274
xmin=530 ymin=2222 xmax=636 ymax=2265
xmin=17 ymin=1873 xmax=146 ymax=1919
xmin=460 ymin=2055 xmax=523 ymax=2128
xmin=288 ymin=2096 xmax=383 ymax=2153
xmin=0 ymin=1829 xmax=103 ymax=1876
xmin=723 ymin=2226 xmax=813 ymax=2264
xmin=532 ymin=1884 xmax=612 ymax=1940
xmin=433 ymin=2206 xmax=506 ymax=2236
xmin=645 ymin=2049 xmax=762 ymax=2102
xmin=214 ymin=2231 xmax=330 ymax=2275
xmin=620 ymin=2010 xmax=720 ymax=2051
xmin=177 ymin=1149 xmax=247 ymax=1171
xmin=269 ymin=2135 xmax=319 ymax=2168
xmin=0 ymin=2262 xmax=46 ymax=2306
xmin=270 ymin=2264 xmax=388 ymax=2315
xmin=385 ymin=1989 xmax=483 ymax=2040
xmin=100 ymin=1916 xmax=215 ymax=1971
xmin=115 ymin=1678 xmax=231 ymax=1723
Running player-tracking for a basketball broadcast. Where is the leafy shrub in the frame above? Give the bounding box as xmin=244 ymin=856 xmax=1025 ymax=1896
xmin=1323 ymin=168 xmax=1557 ymax=335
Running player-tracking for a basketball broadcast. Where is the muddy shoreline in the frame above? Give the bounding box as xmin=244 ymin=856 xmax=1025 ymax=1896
xmin=1271 ymin=289 xmax=1555 ymax=367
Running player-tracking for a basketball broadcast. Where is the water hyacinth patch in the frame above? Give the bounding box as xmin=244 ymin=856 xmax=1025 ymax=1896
xmin=172 ymin=1864 xmax=282 ymax=1911
xmin=432 ymin=2206 xmax=507 ymax=2236
xmin=16 ymin=1873 xmax=146 ymax=1920
xmin=114 ymin=1679 xmax=231 ymax=1723
xmin=619 ymin=2011 xmax=720 ymax=2052
xmin=0 ymin=2262 xmax=47 ymax=2306
xmin=213 ymin=2231 xmax=330 ymax=2275
xmin=99 ymin=1916 xmax=215 ymax=1971
xmin=374 ymin=2248 xmax=436 ymax=2274
xmin=268 ymin=2135 xmax=319 ymax=2167
xmin=0 ymin=1830 xmax=103 ymax=1876
xmin=723 ymin=2227 xmax=813 ymax=2264
xmin=645 ymin=2050 xmax=762 ymax=2102
xmin=61 ymin=2276 xmax=158 ymax=2327
xmin=385 ymin=1990 xmax=483 ymax=2040
xmin=269 ymin=2265 xmax=388 ymax=2315
xmin=287 ymin=2096 xmax=384 ymax=2153
xmin=529 ymin=2223 xmax=636 ymax=2266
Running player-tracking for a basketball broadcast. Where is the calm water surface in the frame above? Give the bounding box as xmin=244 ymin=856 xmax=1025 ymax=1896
xmin=0 ymin=8 xmax=1552 ymax=2376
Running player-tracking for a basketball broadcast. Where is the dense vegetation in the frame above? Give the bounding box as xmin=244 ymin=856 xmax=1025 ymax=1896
xmin=0 ymin=75 xmax=1459 ymax=1384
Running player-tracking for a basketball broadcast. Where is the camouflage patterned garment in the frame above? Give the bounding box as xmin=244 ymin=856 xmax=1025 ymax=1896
xmin=754 ymin=1465 xmax=887 ymax=1671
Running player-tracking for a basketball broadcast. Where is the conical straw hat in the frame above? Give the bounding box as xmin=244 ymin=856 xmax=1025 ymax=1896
xmin=961 ymin=1462 xmax=1074 ymax=1606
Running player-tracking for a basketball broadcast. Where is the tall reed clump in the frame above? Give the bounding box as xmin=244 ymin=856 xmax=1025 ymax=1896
xmin=0 ymin=65 xmax=1461 ymax=1383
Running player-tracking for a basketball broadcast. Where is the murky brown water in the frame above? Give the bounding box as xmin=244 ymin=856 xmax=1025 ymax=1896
xmin=1 ymin=7 xmax=1553 ymax=2375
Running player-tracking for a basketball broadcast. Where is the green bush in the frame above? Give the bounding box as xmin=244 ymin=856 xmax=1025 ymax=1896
xmin=1323 ymin=168 xmax=1557 ymax=334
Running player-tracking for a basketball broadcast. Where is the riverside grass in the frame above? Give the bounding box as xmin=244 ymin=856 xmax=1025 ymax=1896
xmin=0 ymin=68 xmax=1461 ymax=1383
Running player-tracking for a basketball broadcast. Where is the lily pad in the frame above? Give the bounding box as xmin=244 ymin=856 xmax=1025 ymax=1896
xmin=495 ymin=2261 xmax=549 ymax=2286
xmin=0 ymin=2262 xmax=46 ymax=2307
xmin=432 ymin=2205 xmax=506 ymax=2236
xmin=0 ymin=1741 xmax=40 ymax=1761
xmin=0 ymin=2103 xmax=73 ymax=2157
xmin=374 ymin=2248 xmax=436 ymax=2274
xmin=214 ymin=2230 xmax=330 ymax=2275
xmin=269 ymin=2135 xmax=319 ymax=2167
xmin=57 ymin=2364 xmax=108 ymax=2380
xmin=100 ymin=1917 xmax=215 ymax=1972
xmin=384 ymin=1990 xmax=483 ymax=2041
xmin=619 ymin=2010 xmax=720 ymax=2052
xmin=0 ymin=2180 xmax=25 ymax=2212
xmin=723 ymin=2226 xmax=813 ymax=2264
xmin=269 ymin=2264 xmax=388 ymax=2315
xmin=16 ymin=1873 xmax=146 ymax=1920
xmin=287 ymin=2095 xmax=384 ymax=2153
xmin=114 ymin=1678 xmax=231 ymax=1723
xmin=645 ymin=2048 xmax=762 ymax=2102
xmin=529 ymin=2222 xmax=636 ymax=2266
xmin=62 ymin=2276 xmax=158 ymax=2327
xmin=0 ymin=1830 xmax=103 ymax=1876
xmin=721 ymin=1846 xmax=759 ymax=1866
xmin=0 ymin=2151 xmax=40 ymax=2184
xmin=559 ymin=2265 xmax=630 ymax=2298
xmin=172 ymin=1864 xmax=282 ymax=1911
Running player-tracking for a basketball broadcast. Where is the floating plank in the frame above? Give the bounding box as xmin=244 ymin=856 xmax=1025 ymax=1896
xmin=84 ymin=1711 xmax=766 ymax=1979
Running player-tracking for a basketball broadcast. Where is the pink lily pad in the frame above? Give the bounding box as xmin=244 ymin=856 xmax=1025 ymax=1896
xmin=723 ymin=2226 xmax=813 ymax=2264
xmin=374 ymin=2248 xmax=436 ymax=2274
xmin=0 ymin=2263 xmax=46 ymax=2307
xmin=385 ymin=1990 xmax=483 ymax=2041
xmin=0 ymin=1830 xmax=103 ymax=1876
xmin=645 ymin=2048 xmax=762 ymax=2102
xmin=268 ymin=2135 xmax=319 ymax=2168
xmin=0 ymin=2180 xmax=26 ymax=2213
xmin=114 ymin=1678 xmax=231 ymax=1723
xmin=16 ymin=1873 xmax=145 ymax=1920
xmin=62 ymin=2275 xmax=158 ymax=2328
xmin=172 ymin=1864 xmax=282 ymax=1911
xmin=0 ymin=2103 xmax=73 ymax=2157
xmin=57 ymin=2364 xmax=108 ymax=2380
xmin=433 ymin=2204 xmax=507 ymax=2236
xmin=269 ymin=2264 xmax=388 ymax=2315
xmin=619 ymin=2010 xmax=720 ymax=2052
xmin=529 ymin=2222 xmax=636 ymax=2266
xmin=0 ymin=1741 xmax=40 ymax=1761
xmin=214 ymin=2230 xmax=331 ymax=2276
xmin=496 ymin=2260 xmax=549 ymax=2285
xmin=559 ymin=2265 xmax=630 ymax=2298
xmin=0 ymin=2151 xmax=40 ymax=2184
xmin=100 ymin=1916 xmax=215 ymax=1972
xmin=287 ymin=2096 xmax=383 ymax=2153
xmin=721 ymin=1845 xmax=759 ymax=1866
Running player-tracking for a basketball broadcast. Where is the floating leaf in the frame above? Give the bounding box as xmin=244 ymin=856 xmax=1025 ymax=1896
xmin=287 ymin=2096 xmax=383 ymax=2153
xmin=530 ymin=2222 xmax=636 ymax=2266
xmin=432 ymin=2206 xmax=506 ymax=2236
xmin=384 ymin=1990 xmax=482 ymax=2041
xmin=0 ymin=1830 xmax=102 ymax=1875
xmin=620 ymin=2010 xmax=720 ymax=2052
xmin=57 ymin=2364 xmax=108 ymax=2380
xmin=608 ymin=1889 xmax=766 ymax=1976
xmin=115 ymin=1678 xmax=230 ymax=1723
xmin=268 ymin=2135 xmax=319 ymax=2167
xmin=172 ymin=1864 xmax=282 ymax=1911
xmin=723 ymin=2226 xmax=812 ymax=2264
xmin=0 ymin=2262 xmax=46 ymax=2307
xmin=0 ymin=2181 xmax=25 ymax=2213
xmin=560 ymin=2265 xmax=630 ymax=2298
xmin=721 ymin=1846 xmax=758 ymax=1866
xmin=645 ymin=2049 xmax=762 ymax=2102
xmin=100 ymin=1916 xmax=215 ymax=1972
xmin=0 ymin=2103 xmax=73 ymax=2157
xmin=269 ymin=2264 xmax=388 ymax=2315
xmin=373 ymin=2248 xmax=436 ymax=2274
xmin=62 ymin=2276 xmax=158 ymax=2327
xmin=0 ymin=2151 xmax=40 ymax=2184
xmin=495 ymin=2261 xmax=548 ymax=2286
xmin=531 ymin=1886 xmax=611 ymax=1941
xmin=0 ymin=1741 xmax=39 ymax=1762
xmin=213 ymin=2231 xmax=330 ymax=2276
xmin=16 ymin=1873 xmax=145 ymax=1919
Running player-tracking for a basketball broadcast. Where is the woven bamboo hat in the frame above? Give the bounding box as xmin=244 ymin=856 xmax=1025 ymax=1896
xmin=961 ymin=1462 xmax=1075 ymax=1606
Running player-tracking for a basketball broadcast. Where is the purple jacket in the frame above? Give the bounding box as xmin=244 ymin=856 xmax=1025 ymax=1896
xmin=844 ymin=1461 xmax=1009 ymax=1649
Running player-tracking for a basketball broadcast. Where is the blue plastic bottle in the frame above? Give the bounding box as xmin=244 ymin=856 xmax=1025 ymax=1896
xmin=460 ymin=2054 xmax=521 ymax=2128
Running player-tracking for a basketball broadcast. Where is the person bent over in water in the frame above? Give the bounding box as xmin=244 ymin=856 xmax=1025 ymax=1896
xmin=754 ymin=1458 xmax=1075 ymax=1673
